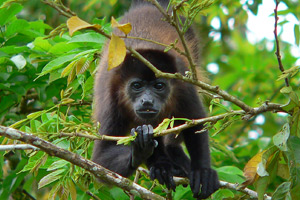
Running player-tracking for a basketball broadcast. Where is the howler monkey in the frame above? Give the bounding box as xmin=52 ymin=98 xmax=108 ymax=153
xmin=92 ymin=0 xmax=219 ymax=199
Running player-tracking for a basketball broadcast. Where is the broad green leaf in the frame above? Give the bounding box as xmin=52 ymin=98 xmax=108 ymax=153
xmin=37 ymin=53 xmax=77 ymax=78
xmin=6 ymin=19 xmax=30 ymax=37
xmin=272 ymin=182 xmax=291 ymax=200
xmin=67 ymin=15 xmax=101 ymax=36
xmin=49 ymin=42 xmax=79 ymax=55
xmin=273 ymin=123 xmax=290 ymax=151
xmin=33 ymin=37 xmax=52 ymax=52
xmin=0 ymin=3 xmax=23 ymax=26
xmin=69 ymin=32 xmax=105 ymax=44
xmin=38 ymin=169 xmax=66 ymax=189
xmin=290 ymin=107 xmax=300 ymax=137
xmin=0 ymin=57 xmax=15 ymax=66
xmin=111 ymin=17 xmax=132 ymax=35
xmin=255 ymin=176 xmax=269 ymax=200
xmin=48 ymin=160 xmax=69 ymax=171
xmin=107 ymin=33 xmax=126 ymax=70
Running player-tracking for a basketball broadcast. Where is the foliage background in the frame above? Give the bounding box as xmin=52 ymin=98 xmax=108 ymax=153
xmin=0 ymin=0 xmax=300 ymax=199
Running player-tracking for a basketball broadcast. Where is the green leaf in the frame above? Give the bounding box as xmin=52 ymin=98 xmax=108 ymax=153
xmin=33 ymin=37 xmax=52 ymax=52
xmin=48 ymin=160 xmax=69 ymax=171
xmin=48 ymin=42 xmax=79 ymax=55
xmin=294 ymin=24 xmax=300 ymax=46
xmin=38 ymin=169 xmax=66 ymax=189
xmin=6 ymin=19 xmax=30 ymax=37
xmin=290 ymin=108 xmax=300 ymax=137
xmin=255 ymin=176 xmax=269 ymax=200
xmin=280 ymin=86 xmax=293 ymax=94
xmin=273 ymin=123 xmax=290 ymax=151
xmin=27 ymin=111 xmax=44 ymax=119
xmin=272 ymin=182 xmax=291 ymax=200
xmin=0 ymin=3 xmax=23 ymax=26
xmin=117 ymin=136 xmax=135 ymax=145
xmin=69 ymin=32 xmax=105 ymax=45
xmin=37 ymin=53 xmax=78 ymax=78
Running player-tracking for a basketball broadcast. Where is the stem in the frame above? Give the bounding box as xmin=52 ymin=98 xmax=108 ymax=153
xmin=274 ymin=0 xmax=289 ymax=87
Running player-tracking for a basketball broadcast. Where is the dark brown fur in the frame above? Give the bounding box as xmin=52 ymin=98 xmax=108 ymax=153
xmin=92 ymin=0 xmax=219 ymax=198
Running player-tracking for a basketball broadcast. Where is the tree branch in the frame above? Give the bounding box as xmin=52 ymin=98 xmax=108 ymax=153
xmin=0 ymin=126 xmax=164 ymax=200
xmin=0 ymin=144 xmax=39 ymax=151
xmin=137 ymin=167 xmax=271 ymax=200
xmin=274 ymin=0 xmax=289 ymax=87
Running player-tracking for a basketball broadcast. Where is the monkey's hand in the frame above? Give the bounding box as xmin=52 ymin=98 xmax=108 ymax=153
xmin=130 ymin=125 xmax=157 ymax=168
xmin=149 ymin=160 xmax=176 ymax=191
xmin=189 ymin=168 xmax=219 ymax=199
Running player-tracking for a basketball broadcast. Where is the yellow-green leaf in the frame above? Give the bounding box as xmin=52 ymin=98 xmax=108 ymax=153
xmin=38 ymin=169 xmax=65 ymax=189
xmin=108 ymin=33 xmax=126 ymax=70
xmin=111 ymin=17 xmax=132 ymax=35
xmin=75 ymin=57 xmax=87 ymax=74
xmin=27 ymin=111 xmax=44 ymax=119
xmin=67 ymin=66 xmax=76 ymax=85
xmin=67 ymin=16 xmax=101 ymax=36
xmin=61 ymin=60 xmax=76 ymax=77
xmin=61 ymin=98 xmax=75 ymax=105
xmin=242 ymin=150 xmax=265 ymax=186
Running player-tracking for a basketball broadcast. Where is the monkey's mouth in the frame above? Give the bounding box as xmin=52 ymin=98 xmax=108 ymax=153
xmin=136 ymin=109 xmax=158 ymax=119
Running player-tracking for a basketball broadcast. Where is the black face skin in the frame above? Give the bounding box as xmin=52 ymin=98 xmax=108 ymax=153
xmin=127 ymin=78 xmax=170 ymax=121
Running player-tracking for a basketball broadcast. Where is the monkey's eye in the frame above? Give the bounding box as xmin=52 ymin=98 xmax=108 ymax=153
xmin=131 ymin=82 xmax=143 ymax=91
xmin=154 ymin=82 xmax=165 ymax=90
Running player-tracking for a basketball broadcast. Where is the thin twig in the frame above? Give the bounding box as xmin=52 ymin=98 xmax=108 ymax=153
xmin=42 ymin=0 xmax=75 ymax=18
xmin=274 ymin=0 xmax=289 ymax=87
xmin=148 ymin=0 xmax=198 ymax=80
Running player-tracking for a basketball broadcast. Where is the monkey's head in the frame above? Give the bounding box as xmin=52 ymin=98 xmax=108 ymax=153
xmin=116 ymin=50 xmax=180 ymax=123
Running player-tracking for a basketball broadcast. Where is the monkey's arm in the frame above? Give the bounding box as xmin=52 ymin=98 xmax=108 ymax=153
xmin=146 ymin=139 xmax=176 ymax=191
xmin=178 ymin=86 xmax=219 ymax=199
xmin=92 ymin=140 xmax=135 ymax=177
xmin=184 ymin=126 xmax=219 ymax=199
xmin=92 ymin=125 xmax=156 ymax=177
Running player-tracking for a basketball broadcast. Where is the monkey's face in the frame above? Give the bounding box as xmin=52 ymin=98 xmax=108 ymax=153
xmin=127 ymin=77 xmax=171 ymax=121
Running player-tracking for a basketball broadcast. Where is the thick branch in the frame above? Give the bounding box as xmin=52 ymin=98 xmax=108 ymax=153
xmin=0 ymin=126 xmax=164 ymax=200
xmin=138 ymin=167 xmax=271 ymax=200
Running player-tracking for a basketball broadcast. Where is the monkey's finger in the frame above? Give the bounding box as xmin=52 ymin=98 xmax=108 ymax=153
xmin=153 ymin=140 xmax=158 ymax=148
xmin=154 ymin=168 xmax=165 ymax=185
xmin=150 ymin=167 xmax=155 ymax=180
xmin=147 ymin=124 xmax=153 ymax=139
xmin=142 ymin=125 xmax=149 ymax=145
xmin=199 ymin=169 xmax=209 ymax=198
xmin=164 ymin=170 xmax=176 ymax=191
xmin=130 ymin=128 xmax=136 ymax=136
xmin=136 ymin=126 xmax=144 ymax=148
xmin=190 ymin=171 xmax=201 ymax=197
